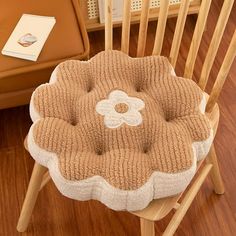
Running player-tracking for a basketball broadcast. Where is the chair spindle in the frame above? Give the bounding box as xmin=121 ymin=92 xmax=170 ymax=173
xmin=121 ymin=0 xmax=132 ymax=54
xmin=137 ymin=0 xmax=150 ymax=57
xmin=184 ymin=0 xmax=212 ymax=79
xmin=198 ymin=0 xmax=234 ymax=90
xmin=169 ymin=0 xmax=190 ymax=68
xmin=152 ymin=0 xmax=170 ymax=55
xmin=206 ymin=29 xmax=236 ymax=113
xmin=105 ymin=0 xmax=113 ymax=50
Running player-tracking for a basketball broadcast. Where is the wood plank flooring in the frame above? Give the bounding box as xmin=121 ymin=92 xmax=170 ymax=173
xmin=0 ymin=0 xmax=236 ymax=235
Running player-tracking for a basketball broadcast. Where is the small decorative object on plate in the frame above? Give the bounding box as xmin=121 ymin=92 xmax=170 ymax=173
xmin=18 ymin=33 xmax=37 ymax=47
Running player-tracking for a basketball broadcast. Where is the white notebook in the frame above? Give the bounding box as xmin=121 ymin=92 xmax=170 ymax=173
xmin=1 ymin=14 xmax=56 ymax=61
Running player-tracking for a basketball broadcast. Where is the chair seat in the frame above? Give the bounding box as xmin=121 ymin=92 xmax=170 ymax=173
xmin=27 ymin=50 xmax=213 ymax=211
xmin=0 ymin=0 xmax=89 ymax=109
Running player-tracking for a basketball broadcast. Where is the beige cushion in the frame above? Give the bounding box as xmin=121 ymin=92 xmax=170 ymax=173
xmin=27 ymin=50 xmax=213 ymax=211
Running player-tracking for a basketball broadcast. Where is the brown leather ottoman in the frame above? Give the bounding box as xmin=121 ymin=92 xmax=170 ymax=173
xmin=0 ymin=0 xmax=89 ymax=109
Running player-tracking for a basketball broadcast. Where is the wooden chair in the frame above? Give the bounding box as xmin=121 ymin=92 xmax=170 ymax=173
xmin=17 ymin=0 xmax=236 ymax=235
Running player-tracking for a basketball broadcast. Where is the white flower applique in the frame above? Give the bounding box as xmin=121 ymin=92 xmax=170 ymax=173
xmin=96 ymin=90 xmax=145 ymax=128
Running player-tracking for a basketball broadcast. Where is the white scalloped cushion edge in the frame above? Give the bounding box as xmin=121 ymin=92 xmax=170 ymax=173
xmin=27 ymin=122 xmax=199 ymax=211
xmin=194 ymin=129 xmax=213 ymax=161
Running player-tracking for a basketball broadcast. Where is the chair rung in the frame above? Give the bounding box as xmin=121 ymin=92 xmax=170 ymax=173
xmin=173 ymin=202 xmax=180 ymax=210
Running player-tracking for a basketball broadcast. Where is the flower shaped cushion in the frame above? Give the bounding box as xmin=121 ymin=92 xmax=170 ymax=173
xmin=28 ymin=50 xmax=213 ymax=211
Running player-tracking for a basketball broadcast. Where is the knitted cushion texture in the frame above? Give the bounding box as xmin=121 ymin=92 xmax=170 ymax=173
xmin=28 ymin=50 xmax=213 ymax=211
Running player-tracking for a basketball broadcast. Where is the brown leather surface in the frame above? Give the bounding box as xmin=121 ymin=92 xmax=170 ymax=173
xmin=0 ymin=0 xmax=89 ymax=109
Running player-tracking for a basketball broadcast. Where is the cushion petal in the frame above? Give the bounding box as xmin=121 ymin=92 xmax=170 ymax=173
xmin=96 ymin=99 xmax=114 ymax=115
xmin=104 ymin=111 xmax=123 ymax=128
xmin=123 ymin=110 xmax=143 ymax=126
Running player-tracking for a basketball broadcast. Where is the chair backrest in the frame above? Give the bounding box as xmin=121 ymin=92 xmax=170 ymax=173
xmin=104 ymin=0 xmax=236 ymax=113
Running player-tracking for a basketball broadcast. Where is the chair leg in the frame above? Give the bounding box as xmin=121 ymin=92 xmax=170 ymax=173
xmin=17 ymin=162 xmax=47 ymax=232
xmin=140 ymin=218 xmax=155 ymax=236
xmin=40 ymin=171 xmax=51 ymax=191
xmin=206 ymin=144 xmax=225 ymax=194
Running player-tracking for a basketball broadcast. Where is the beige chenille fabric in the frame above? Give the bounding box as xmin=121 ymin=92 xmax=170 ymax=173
xmin=27 ymin=50 xmax=213 ymax=211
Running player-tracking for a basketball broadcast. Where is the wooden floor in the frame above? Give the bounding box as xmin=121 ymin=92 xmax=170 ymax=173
xmin=1 ymin=1 xmax=236 ymax=235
